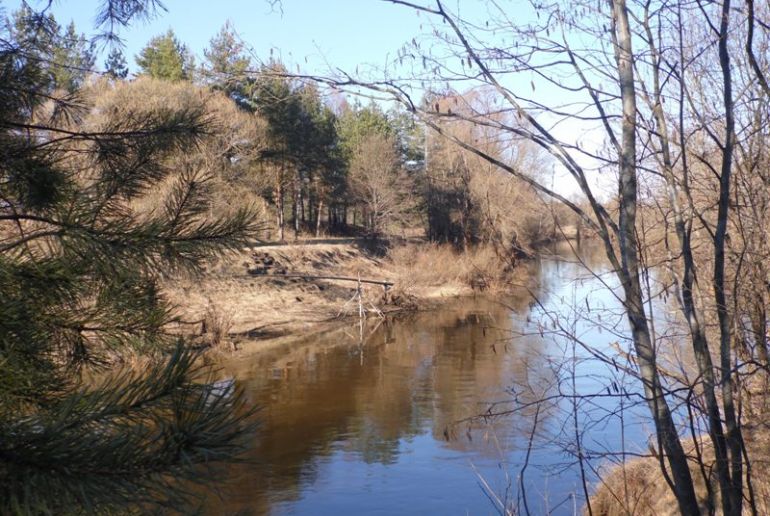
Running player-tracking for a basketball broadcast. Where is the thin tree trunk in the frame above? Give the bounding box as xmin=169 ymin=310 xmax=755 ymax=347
xmin=315 ymin=198 xmax=323 ymax=237
xmin=293 ymin=171 xmax=300 ymax=240
xmin=308 ymin=194 xmax=315 ymax=228
xmin=276 ymin=182 xmax=284 ymax=242
xmin=714 ymin=0 xmax=743 ymax=511
xmin=611 ymin=1 xmax=699 ymax=513
xmin=301 ymin=191 xmax=306 ymax=225
xmin=641 ymin=5 xmax=729 ymax=512
xmin=752 ymin=298 xmax=769 ymax=370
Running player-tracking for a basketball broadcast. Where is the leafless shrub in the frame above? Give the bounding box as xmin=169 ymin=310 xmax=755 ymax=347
xmin=82 ymin=76 xmax=271 ymax=228
xmin=202 ymin=301 xmax=234 ymax=350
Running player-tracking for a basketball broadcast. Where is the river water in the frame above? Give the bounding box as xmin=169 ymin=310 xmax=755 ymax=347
xmin=212 ymin=243 xmax=657 ymax=515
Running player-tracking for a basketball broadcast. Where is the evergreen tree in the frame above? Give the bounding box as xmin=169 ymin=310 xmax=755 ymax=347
xmin=10 ymin=10 xmax=95 ymax=92
xmin=247 ymin=62 xmax=302 ymax=239
xmin=336 ymin=103 xmax=411 ymax=235
xmin=135 ymin=29 xmax=194 ymax=81
xmin=387 ymin=105 xmax=425 ymax=167
xmin=10 ymin=5 xmax=59 ymax=54
xmin=336 ymin=102 xmax=393 ymax=161
xmin=248 ymin=64 xmax=344 ymax=237
xmin=104 ymin=46 xmax=129 ymax=79
xmin=294 ymin=83 xmax=342 ymax=234
xmin=0 ymin=3 xmax=258 ymax=513
xmin=248 ymin=61 xmax=302 ymax=148
xmin=201 ymin=21 xmax=251 ymax=100
xmin=295 ymin=83 xmax=339 ymax=171
xmin=9 ymin=5 xmax=60 ymax=92
xmin=51 ymin=21 xmax=96 ymax=91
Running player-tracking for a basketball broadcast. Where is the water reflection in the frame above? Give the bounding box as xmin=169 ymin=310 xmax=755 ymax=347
xmin=209 ymin=243 xmax=639 ymax=515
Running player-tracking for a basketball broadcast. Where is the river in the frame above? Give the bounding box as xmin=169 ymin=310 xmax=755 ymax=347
xmin=211 ymin=243 xmax=657 ymax=515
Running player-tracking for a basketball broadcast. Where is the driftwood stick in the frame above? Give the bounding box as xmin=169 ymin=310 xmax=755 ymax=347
xmin=272 ymin=273 xmax=394 ymax=287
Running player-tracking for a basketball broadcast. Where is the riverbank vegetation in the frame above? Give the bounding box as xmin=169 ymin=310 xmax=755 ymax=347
xmin=4 ymin=0 xmax=770 ymax=514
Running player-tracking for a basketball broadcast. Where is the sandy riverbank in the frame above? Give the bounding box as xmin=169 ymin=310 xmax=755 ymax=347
xmin=163 ymin=238 xmax=534 ymax=355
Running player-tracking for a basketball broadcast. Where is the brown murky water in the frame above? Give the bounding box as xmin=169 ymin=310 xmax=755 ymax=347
xmin=206 ymin=244 xmax=648 ymax=515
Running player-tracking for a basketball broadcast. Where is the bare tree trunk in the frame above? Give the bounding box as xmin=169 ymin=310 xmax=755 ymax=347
xmin=611 ymin=1 xmax=699 ymax=512
xmin=315 ymin=198 xmax=323 ymax=237
xmin=714 ymin=0 xmax=743 ymax=511
xmin=276 ymin=181 xmax=285 ymax=242
xmin=751 ymin=298 xmax=769 ymax=370
xmin=640 ymin=4 xmax=728 ymax=512
xmin=300 ymin=190 xmax=306 ymax=225
xmin=746 ymin=0 xmax=770 ymax=97
xmin=308 ymin=193 xmax=315 ymax=229
xmin=293 ymin=171 xmax=300 ymax=241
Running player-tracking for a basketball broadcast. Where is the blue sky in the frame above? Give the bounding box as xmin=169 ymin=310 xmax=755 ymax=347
xmin=7 ymin=0 xmax=430 ymax=76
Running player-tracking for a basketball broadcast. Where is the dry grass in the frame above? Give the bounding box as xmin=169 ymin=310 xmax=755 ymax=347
xmin=386 ymin=242 xmax=512 ymax=298
xmin=590 ymin=422 xmax=770 ymax=515
xmin=590 ymin=456 xmax=707 ymax=516
xmin=163 ymin=241 xmax=387 ymax=340
xmin=162 ymin=239 xmax=520 ymax=352
xmin=201 ymin=301 xmax=235 ymax=350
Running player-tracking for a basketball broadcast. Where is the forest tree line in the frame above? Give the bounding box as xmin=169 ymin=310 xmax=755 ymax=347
xmin=9 ymin=6 xmax=568 ymax=253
